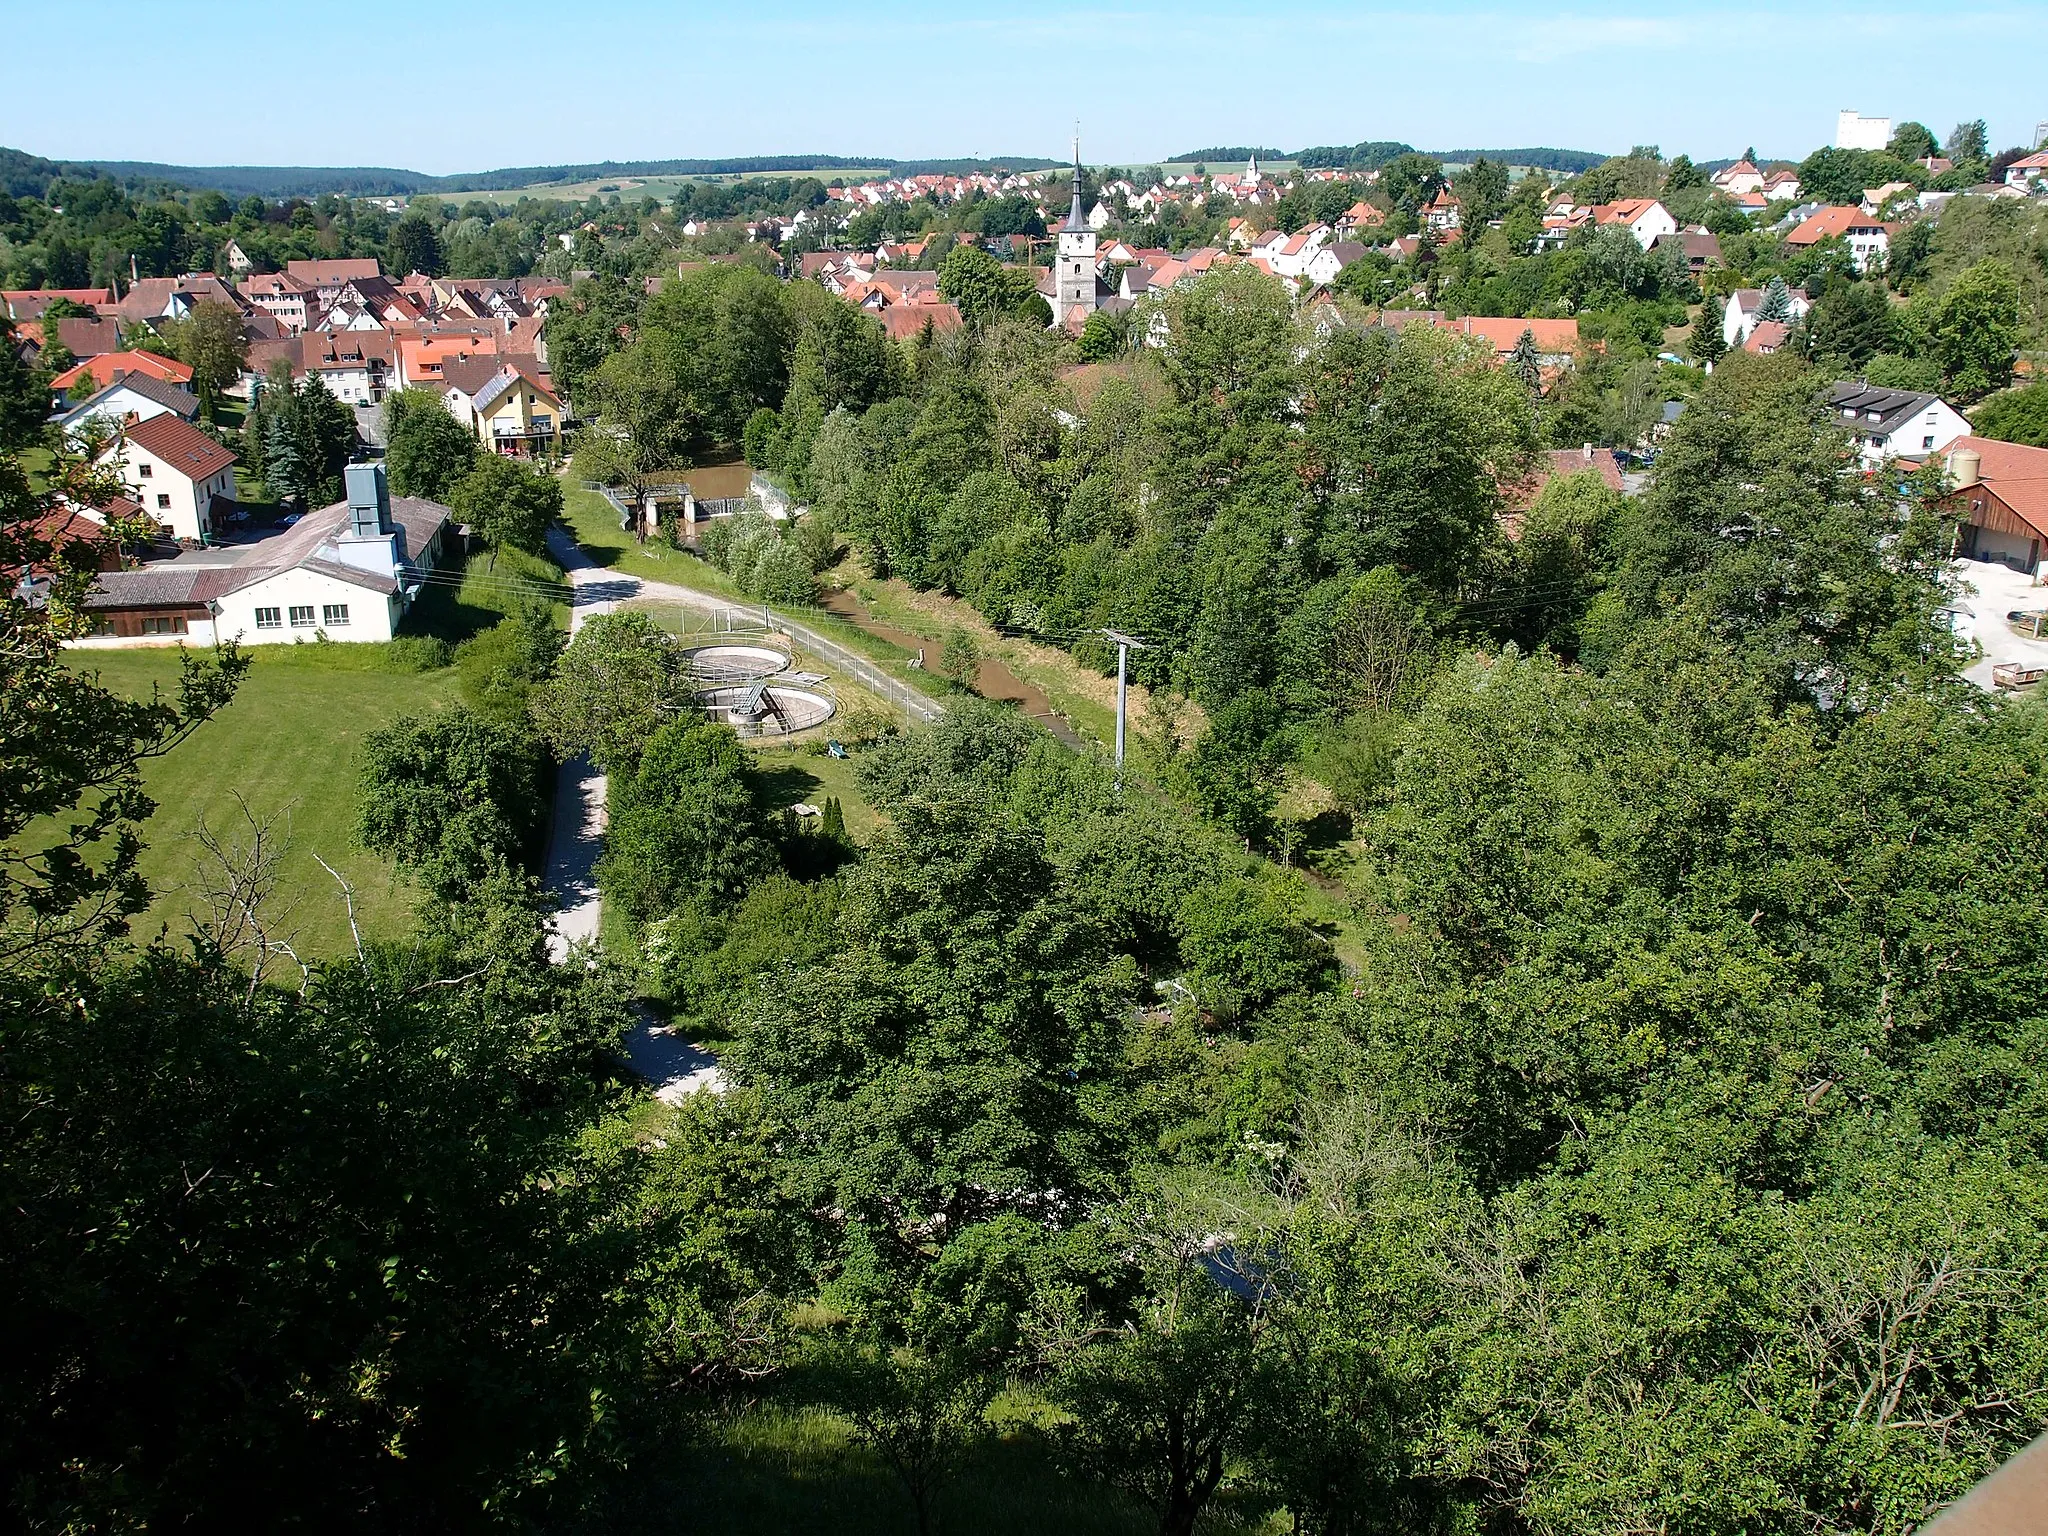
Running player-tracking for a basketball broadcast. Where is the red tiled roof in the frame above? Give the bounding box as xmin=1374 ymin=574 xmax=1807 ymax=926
xmin=50 ymin=351 xmax=194 ymax=389
xmin=119 ymin=415 xmax=238 ymax=482
xmin=1440 ymin=315 xmax=1580 ymax=354
xmin=1785 ymin=206 xmax=1884 ymax=246
xmin=1743 ymin=320 xmax=1790 ymax=354
xmin=881 ymin=303 xmax=964 ymax=341
xmin=1943 ymin=437 xmax=2048 ymax=538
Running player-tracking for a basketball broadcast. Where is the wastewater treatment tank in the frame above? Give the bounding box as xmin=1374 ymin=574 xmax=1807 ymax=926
xmin=680 ymin=643 xmax=791 ymax=682
xmin=697 ymin=682 xmax=836 ymax=737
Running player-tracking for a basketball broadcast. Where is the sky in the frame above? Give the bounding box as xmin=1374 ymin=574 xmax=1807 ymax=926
xmin=3 ymin=0 xmax=2045 ymax=174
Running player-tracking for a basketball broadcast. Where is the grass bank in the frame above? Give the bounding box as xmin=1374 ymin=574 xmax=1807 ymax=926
xmin=583 ymin=1393 xmax=1279 ymax=1536
xmin=46 ymin=643 xmax=462 ymax=957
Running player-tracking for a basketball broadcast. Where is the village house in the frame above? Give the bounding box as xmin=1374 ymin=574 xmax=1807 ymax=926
xmin=1742 ymin=320 xmax=1791 ymax=356
xmin=1652 ymin=226 xmax=1724 ymax=277
xmin=3 ymin=286 xmax=114 ymax=321
xmin=97 ymin=415 xmax=238 ymax=543
xmin=1722 ymin=286 xmax=1812 ymax=348
xmin=48 ymin=351 xmax=193 ymax=395
xmin=2005 ymin=151 xmax=2048 ymax=189
xmin=237 ymin=274 xmax=313 ymax=333
xmin=468 ymin=364 xmax=565 ymax=458
xmin=1825 ymin=381 xmax=1971 ymax=469
xmin=1784 ymin=206 xmax=1893 ymax=273
xmin=1422 ymin=187 xmax=1463 ymax=234
xmin=1711 ymin=159 xmax=1764 ymax=196
xmin=1592 ymin=198 xmax=1678 ymax=249
xmin=56 ymin=371 xmax=200 ymax=434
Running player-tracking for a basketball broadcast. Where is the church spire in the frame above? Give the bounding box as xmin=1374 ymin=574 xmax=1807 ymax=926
xmin=1065 ymin=127 xmax=1086 ymax=233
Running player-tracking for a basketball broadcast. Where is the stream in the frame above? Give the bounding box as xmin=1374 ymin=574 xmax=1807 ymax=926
xmin=817 ymin=590 xmax=1087 ymax=751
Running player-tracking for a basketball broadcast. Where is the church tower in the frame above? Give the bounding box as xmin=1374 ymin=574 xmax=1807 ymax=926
xmin=1055 ymin=135 xmax=1098 ymax=330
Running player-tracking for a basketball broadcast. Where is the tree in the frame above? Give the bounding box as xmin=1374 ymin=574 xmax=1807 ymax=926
xmin=387 ymin=212 xmax=443 ymax=276
xmin=1689 ymin=295 xmax=1728 ymax=366
xmin=1946 ymin=119 xmax=1990 ymax=164
xmin=356 ymin=707 xmax=548 ymax=902
xmin=169 ymin=300 xmax=247 ymax=416
xmin=259 ymin=369 xmax=356 ymax=509
xmin=1077 ymin=308 xmax=1122 ymax=362
xmin=936 ymin=625 xmax=981 ymax=691
xmin=1507 ymin=326 xmax=1542 ymax=390
xmin=1888 ymin=121 xmax=1940 ymax=162
xmin=1052 ymin=1246 xmax=1267 ymax=1536
xmin=936 ymin=242 xmax=1041 ymax=330
xmin=1177 ymin=691 xmax=1287 ymax=848
xmin=0 ymin=317 xmax=48 ymax=452
xmin=384 ymin=386 xmax=478 ymax=499
xmin=1453 ymin=156 xmax=1510 ymax=225
xmin=1971 ymin=381 xmax=2048 ymax=447
xmin=1662 ymin=153 xmax=1706 ymax=192
xmin=529 ymin=609 xmax=691 ymax=773
xmin=600 ymin=722 xmax=775 ymax=921
xmin=1928 ymin=258 xmax=2020 ymax=401
xmin=450 ymin=453 xmax=563 ymax=558
xmin=1802 ymin=281 xmax=1894 ymax=368
xmin=1754 ymin=275 xmax=1796 ymax=325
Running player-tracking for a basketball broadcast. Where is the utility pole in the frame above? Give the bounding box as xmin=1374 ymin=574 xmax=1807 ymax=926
xmin=1103 ymin=628 xmax=1147 ymax=787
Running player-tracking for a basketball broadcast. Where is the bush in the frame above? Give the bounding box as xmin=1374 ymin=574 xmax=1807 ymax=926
xmin=383 ymin=635 xmax=453 ymax=673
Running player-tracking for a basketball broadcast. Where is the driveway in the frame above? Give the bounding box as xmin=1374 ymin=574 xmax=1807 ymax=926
xmin=541 ymin=522 xmax=728 ymax=1098
xmin=1947 ymin=557 xmax=2048 ymax=691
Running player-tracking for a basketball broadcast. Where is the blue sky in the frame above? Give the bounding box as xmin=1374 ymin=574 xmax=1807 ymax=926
xmin=3 ymin=0 xmax=2044 ymax=173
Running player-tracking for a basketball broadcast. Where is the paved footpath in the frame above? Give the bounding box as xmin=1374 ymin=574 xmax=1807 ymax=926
xmin=541 ymin=525 xmax=726 ymax=1100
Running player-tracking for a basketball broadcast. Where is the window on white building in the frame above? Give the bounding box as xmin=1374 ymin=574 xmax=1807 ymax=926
xmin=254 ymin=607 xmax=282 ymax=629
xmin=1924 ymin=436 xmax=1936 ymax=449
xmin=138 ymin=463 xmax=152 ymax=478
xmin=321 ymin=604 xmax=350 ymax=626
xmin=289 ymin=605 xmax=316 ymax=627
xmin=140 ymin=616 xmax=187 ymax=635
xmin=157 ymin=494 xmax=171 ymax=509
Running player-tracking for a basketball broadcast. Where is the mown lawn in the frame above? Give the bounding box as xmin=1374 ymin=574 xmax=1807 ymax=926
xmin=748 ymin=744 xmax=882 ymax=842
xmin=48 ymin=644 xmax=464 ymax=957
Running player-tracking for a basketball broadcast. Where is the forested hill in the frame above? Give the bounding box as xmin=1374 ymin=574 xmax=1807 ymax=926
xmin=11 ymin=152 xmax=1059 ymax=200
xmin=1282 ymin=142 xmax=1609 ymax=171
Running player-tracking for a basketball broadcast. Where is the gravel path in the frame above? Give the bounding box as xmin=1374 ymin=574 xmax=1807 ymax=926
xmin=541 ymin=524 xmax=728 ymax=1100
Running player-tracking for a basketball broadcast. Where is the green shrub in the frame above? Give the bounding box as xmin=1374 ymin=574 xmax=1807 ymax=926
xmin=383 ymin=636 xmax=454 ymax=673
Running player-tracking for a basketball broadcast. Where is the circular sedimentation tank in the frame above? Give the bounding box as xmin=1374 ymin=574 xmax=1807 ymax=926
xmin=696 ymin=683 xmax=836 ymax=736
xmin=680 ymin=643 xmax=790 ymax=681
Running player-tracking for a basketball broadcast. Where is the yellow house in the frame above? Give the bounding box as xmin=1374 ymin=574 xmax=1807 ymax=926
xmin=471 ymin=365 xmax=564 ymax=459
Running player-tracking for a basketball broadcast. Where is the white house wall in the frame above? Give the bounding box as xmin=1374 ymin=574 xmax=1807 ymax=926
xmin=213 ymin=567 xmax=401 ymax=644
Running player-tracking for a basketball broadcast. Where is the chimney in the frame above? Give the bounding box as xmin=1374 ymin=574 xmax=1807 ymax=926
xmin=1949 ymin=447 xmax=1982 ymax=490
xmin=344 ymin=461 xmax=391 ymax=537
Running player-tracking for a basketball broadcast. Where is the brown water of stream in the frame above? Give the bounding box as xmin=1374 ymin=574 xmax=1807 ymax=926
xmin=817 ymin=589 xmax=1087 ymax=750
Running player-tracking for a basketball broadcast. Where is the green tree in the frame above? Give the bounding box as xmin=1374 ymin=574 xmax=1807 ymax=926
xmin=1971 ymin=381 xmax=2048 ymax=447
xmin=1928 ymin=258 xmax=2020 ymax=400
xmin=1888 ymin=121 xmax=1940 ymax=161
xmin=1507 ymin=326 xmax=1542 ymax=389
xmin=450 ymin=453 xmax=563 ymax=558
xmin=1076 ymin=308 xmax=1122 ymax=361
xmin=387 ymin=211 xmax=444 ymax=276
xmin=1754 ymin=275 xmax=1796 ymax=325
xmin=529 ymin=609 xmax=690 ymax=773
xmin=1946 ymin=119 xmax=1989 ymax=164
xmin=0 ymin=318 xmax=48 ymax=452
xmin=168 ymin=300 xmax=247 ymax=416
xmin=384 ymin=386 xmax=478 ymax=499
xmin=356 ymin=707 xmax=548 ymax=901
xmin=1052 ymin=1245 xmax=1267 ymax=1536
xmin=1690 ymin=295 xmax=1728 ymax=366
xmin=600 ymin=721 xmax=775 ymax=921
